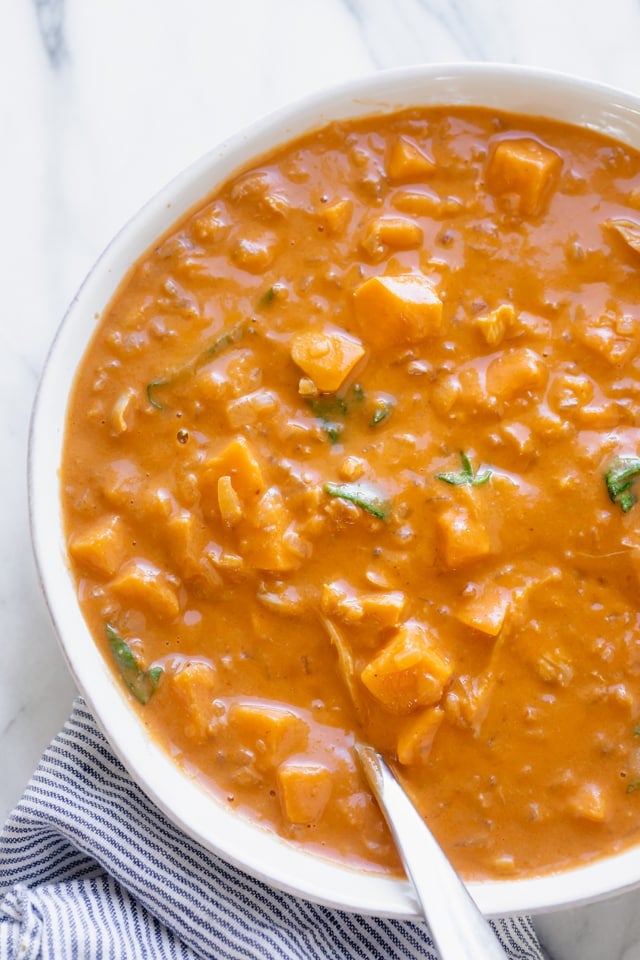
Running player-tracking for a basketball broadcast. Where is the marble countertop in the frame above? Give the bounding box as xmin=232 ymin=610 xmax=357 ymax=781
xmin=6 ymin=1 xmax=640 ymax=956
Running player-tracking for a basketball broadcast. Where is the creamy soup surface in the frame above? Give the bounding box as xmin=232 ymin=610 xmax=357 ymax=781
xmin=62 ymin=106 xmax=640 ymax=880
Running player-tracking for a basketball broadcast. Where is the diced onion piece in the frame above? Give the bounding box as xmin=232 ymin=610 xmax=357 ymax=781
xmin=396 ymin=706 xmax=444 ymax=765
xmin=217 ymin=475 xmax=243 ymax=526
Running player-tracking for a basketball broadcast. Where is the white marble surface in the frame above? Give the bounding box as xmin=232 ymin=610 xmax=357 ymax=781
xmin=5 ymin=0 xmax=640 ymax=956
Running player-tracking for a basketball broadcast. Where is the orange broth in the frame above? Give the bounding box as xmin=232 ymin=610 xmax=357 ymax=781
xmin=62 ymin=106 xmax=640 ymax=880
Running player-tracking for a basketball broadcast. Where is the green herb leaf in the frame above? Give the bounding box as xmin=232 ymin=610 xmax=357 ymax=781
xmin=146 ymin=319 xmax=248 ymax=411
xmin=627 ymin=780 xmax=640 ymax=794
xmin=106 ymin=623 xmax=163 ymax=704
xmin=370 ymin=395 xmax=396 ymax=427
xmin=435 ymin=452 xmax=492 ymax=487
xmin=324 ymin=481 xmax=391 ymax=520
xmin=258 ymin=286 xmax=276 ymax=307
xmin=605 ymin=456 xmax=640 ymax=513
xmin=307 ymin=383 xmax=365 ymax=445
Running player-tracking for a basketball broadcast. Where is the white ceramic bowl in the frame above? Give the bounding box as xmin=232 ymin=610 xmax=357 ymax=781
xmin=29 ymin=62 xmax=640 ymax=919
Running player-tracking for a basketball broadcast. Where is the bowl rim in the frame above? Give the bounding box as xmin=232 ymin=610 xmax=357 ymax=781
xmin=28 ymin=60 xmax=640 ymax=919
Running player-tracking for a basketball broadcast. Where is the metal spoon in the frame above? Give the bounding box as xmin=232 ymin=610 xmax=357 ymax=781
xmin=355 ymin=743 xmax=509 ymax=960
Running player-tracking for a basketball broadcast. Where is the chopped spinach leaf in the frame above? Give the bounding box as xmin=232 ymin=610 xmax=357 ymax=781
xmin=324 ymin=480 xmax=391 ymax=520
xmin=147 ymin=319 xmax=248 ymax=410
xmin=370 ymin=395 xmax=396 ymax=427
xmin=106 ymin=623 xmax=163 ymax=704
xmin=435 ymin=451 xmax=492 ymax=487
xmin=258 ymin=285 xmax=276 ymax=307
xmin=306 ymin=383 xmax=365 ymax=444
xmin=605 ymin=456 xmax=640 ymax=513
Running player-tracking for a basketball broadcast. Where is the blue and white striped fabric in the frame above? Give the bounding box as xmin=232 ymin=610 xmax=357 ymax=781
xmin=0 ymin=698 xmax=544 ymax=959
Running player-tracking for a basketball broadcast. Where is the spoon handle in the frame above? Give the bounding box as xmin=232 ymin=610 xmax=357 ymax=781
xmin=356 ymin=744 xmax=509 ymax=960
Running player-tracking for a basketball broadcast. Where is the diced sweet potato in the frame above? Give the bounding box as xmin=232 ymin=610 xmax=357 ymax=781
xmin=352 ymin=274 xmax=443 ymax=350
xmin=360 ymin=216 xmax=423 ymax=260
xmin=231 ymin=231 xmax=277 ymax=273
xmin=572 ymin=307 xmax=640 ymax=367
xmin=290 ymin=330 xmax=365 ymax=393
xmin=438 ymin=506 xmax=491 ymax=569
xmin=101 ymin=459 xmax=143 ymax=508
xmin=199 ymin=437 xmax=265 ymax=509
xmin=277 ymin=762 xmax=332 ymax=824
xmin=455 ymin=584 xmax=511 ymax=637
xmin=68 ymin=514 xmax=127 ymax=578
xmin=172 ymin=660 xmax=218 ymax=740
xmin=135 ymin=485 xmax=176 ymax=524
xmin=396 ymin=706 xmax=444 ymax=765
xmin=318 ymin=198 xmax=353 ymax=235
xmin=485 ymin=348 xmax=548 ymax=402
xmin=487 ymin=137 xmax=562 ymax=217
xmin=227 ymin=701 xmax=309 ymax=771
xmin=475 ymin=303 xmax=516 ymax=346
xmin=165 ymin=509 xmax=208 ymax=576
xmin=569 ymin=782 xmax=607 ymax=822
xmin=386 ymin=137 xmax=435 ymax=182
xmin=110 ymin=559 xmax=180 ymax=621
xmin=239 ymin=486 xmax=306 ymax=571
xmin=361 ymin=621 xmax=453 ymax=715
xmin=321 ymin=580 xmax=406 ymax=628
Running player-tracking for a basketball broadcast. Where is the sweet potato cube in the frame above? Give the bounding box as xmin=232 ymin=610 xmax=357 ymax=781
xmin=68 ymin=514 xmax=126 ymax=578
xmin=570 ymin=782 xmax=607 ymax=823
xmin=319 ymin=198 xmax=353 ymax=235
xmin=240 ymin=486 xmax=304 ymax=572
xmin=438 ymin=506 xmax=491 ymax=569
xmin=486 ymin=348 xmax=548 ymax=401
xmin=386 ymin=137 xmax=435 ymax=182
xmin=173 ymin=660 xmax=218 ymax=740
xmin=277 ymin=762 xmax=332 ymax=825
xmin=361 ymin=621 xmax=453 ymax=715
xmin=455 ymin=584 xmax=511 ymax=637
xmin=321 ymin=581 xmax=406 ymax=628
xmin=397 ymin=706 xmax=444 ymax=765
xmin=165 ymin=509 xmax=208 ymax=577
xmin=476 ymin=303 xmax=516 ymax=347
xmin=228 ymin=701 xmax=309 ymax=771
xmin=487 ymin=137 xmax=562 ymax=217
xmin=290 ymin=330 xmax=365 ymax=393
xmin=353 ymin=274 xmax=443 ymax=350
xmin=361 ymin=217 xmax=423 ymax=260
xmin=200 ymin=436 xmax=264 ymax=508
xmin=110 ymin=559 xmax=180 ymax=621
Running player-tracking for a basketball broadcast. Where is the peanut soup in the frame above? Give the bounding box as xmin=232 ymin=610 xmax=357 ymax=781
xmin=62 ymin=106 xmax=640 ymax=880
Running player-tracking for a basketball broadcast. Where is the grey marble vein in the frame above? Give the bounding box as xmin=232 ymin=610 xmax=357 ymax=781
xmin=33 ymin=0 xmax=66 ymax=67
xmin=341 ymin=0 xmax=512 ymax=67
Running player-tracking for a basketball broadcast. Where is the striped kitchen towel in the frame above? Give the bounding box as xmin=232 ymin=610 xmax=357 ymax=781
xmin=0 ymin=698 xmax=543 ymax=959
